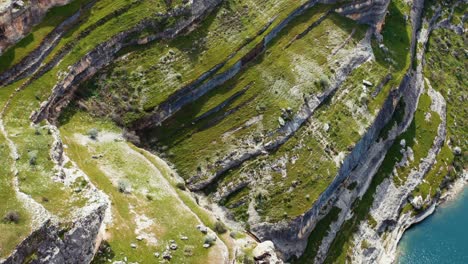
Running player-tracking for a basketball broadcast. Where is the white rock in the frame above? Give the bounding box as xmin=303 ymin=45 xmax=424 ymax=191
xmin=454 ymin=146 xmax=462 ymax=155
xmin=278 ymin=116 xmax=285 ymax=126
xmin=323 ymin=123 xmax=330 ymax=132
xmin=409 ymin=196 xmax=423 ymax=210
xmin=196 ymin=224 xmax=208 ymax=234
xmin=363 ymin=80 xmax=373 ymax=86
xmin=130 ymin=243 xmax=137 ymax=249
xmin=400 ymin=139 xmax=406 ymax=148
xmin=252 ymin=241 xmax=282 ymax=264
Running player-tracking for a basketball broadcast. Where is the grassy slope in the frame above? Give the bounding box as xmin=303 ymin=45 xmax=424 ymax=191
xmin=0 ymin=86 xmax=32 ymax=259
xmin=59 ymin=111 xmax=223 ymax=263
xmin=0 ymin=0 xmax=178 ymax=253
xmin=81 ymin=0 xmax=314 ymax=125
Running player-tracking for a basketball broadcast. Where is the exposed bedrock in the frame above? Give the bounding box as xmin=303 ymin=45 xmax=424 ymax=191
xmin=0 ymin=0 xmax=74 ymax=54
xmin=311 ymin=1 xmax=434 ymax=263
xmin=349 ymin=5 xmax=455 ymax=263
xmin=333 ymin=0 xmax=391 ymax=30
xmin=1 ymin=205 xmax=107 ymax=264
xmin=252 ymin=72 xmax=411 ymax=261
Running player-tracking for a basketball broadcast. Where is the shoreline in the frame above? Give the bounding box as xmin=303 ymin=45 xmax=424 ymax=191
xmin=396 ymin=172 xmax=467 ymax=262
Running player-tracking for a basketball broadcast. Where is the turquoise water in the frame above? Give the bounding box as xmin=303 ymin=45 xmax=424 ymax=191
xmin=398 ymin=187 xmax=468 ymax=264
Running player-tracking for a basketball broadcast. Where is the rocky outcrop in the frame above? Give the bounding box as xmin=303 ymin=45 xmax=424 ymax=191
xmin=0 ymin=0 xmax=74 ymax=54
xmin=333 ymin=0 xmax=391 ymax=30
xmin=2 ymin=205 xmax=107 ymax=264
xmin=0 ymin=1 xmax=95 ymax=86
xmin=251 ymin=70 xmax=412 ymax=261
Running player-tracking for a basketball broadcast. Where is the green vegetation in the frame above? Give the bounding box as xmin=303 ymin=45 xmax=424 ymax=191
xmin=60 ymin=111 xmax=217 ymax=263
xmin=294 ymin=207 xmax=341 ymax=263
xmin=80 ymin=1 xmax=331 ymax=126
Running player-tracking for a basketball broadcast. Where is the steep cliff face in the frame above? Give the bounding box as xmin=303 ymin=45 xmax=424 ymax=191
xmin=3 ymin=205 xmax=107 ymax=264
xmin=334 ymin=0 xmax=391 ymax=30
xmin=0 ymin=0 xmax=73 ymax=54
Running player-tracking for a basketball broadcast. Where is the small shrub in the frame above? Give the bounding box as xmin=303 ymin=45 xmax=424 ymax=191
xmin=243 ymin=255 xmax=254 ymax=264
xmin=28 ymin=150 xmax=38 ymax=166
xmin=204 ymin=234 xmax=216 ymax=245
xmin=319 ymin=75 xmax=330 ymax=89
xmin=214 ymin=221 xmax=227 ymax=234
xmin=361 ymin=239 xmax=370 ymax=250
xmin=88 ymin=128 xmax=99 ymax=140
xmin=3 ymin=211 xmax=20 ymax=224
xmin=183 ymin=245 xmax=194 ymax=256
xmin=176 ymin=181 xmax=186 ymax=190
xmin=117 ymin=179 xmax=131 ymax=193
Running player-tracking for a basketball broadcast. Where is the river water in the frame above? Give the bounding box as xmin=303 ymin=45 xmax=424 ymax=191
xmin=398 ymin=187 xmax=468 ymax=264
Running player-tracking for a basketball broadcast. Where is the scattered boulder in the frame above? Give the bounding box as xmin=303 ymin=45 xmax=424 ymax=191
xmin=181 ymin=236 xmax=188 ymax=240
xmin=278 ymin=116 xmax=285 ymax=126
xmin=130 ymin=243 xmax=137 ymax=249
xmin=408 ymin=195 xmax=423 ymax=210
xmin=154 ymin=252 xmax=160 ymax=258
xmin=363 ymin=80 xmax=373 ymax=86
xmin=170 ymin=243 xmax=178 ymax=250
xmin=162 ymin=250 xmax=172 ymax=260
xmin=454 ymin=146 xmax=462 ymax=156
xmin=203 ymin=243 xmax=211 ymax=248
xmin=323 ymin=123 xmax=330 ymax=132
xmin=400 ymin=139 xmax=406 ymax=148
xmin=196 ymin=224 xmax=208 ymax=234
xmin=253 ymin=241 xmax=281 ymax=264
xmin=136 ymin=236 xmax=143 ymax=241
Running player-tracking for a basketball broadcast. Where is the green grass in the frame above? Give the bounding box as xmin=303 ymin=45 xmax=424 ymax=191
xmin=59 ymin=111 xmax=222 ymax=263
xmin=0 ymin=127 xmax=33 ymax=259
xmin=412 ymin=145 xmax=454 ymax=200
xmin=393 ymin=92 xmax=441 ymax=186
xmin=81 ymin=0 xmax=324 ymax=126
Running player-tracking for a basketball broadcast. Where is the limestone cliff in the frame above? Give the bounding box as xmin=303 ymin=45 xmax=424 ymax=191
xmin=0 ymin=0 xmax=74 ymax=54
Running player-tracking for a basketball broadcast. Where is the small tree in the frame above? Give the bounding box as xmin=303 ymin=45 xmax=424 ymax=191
xmin=204 ymin=234 xmax=216 ymax=246
xmin=28 ymin=150 xmax=38 ymax=166
xmin=117 ymin=179 xmax=131 ymax=193
xmin=176 ymin=181 xmax=186 ymax=190
xmin=214 ymin=221 xmax=227 ymax=234
xmin=3 ymin=211 xmax=20 ymax=224
xmin=88 ymin=128 xmax=99 ymax=140
xmin=319 ymin=75 xmax=330 ymax=89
